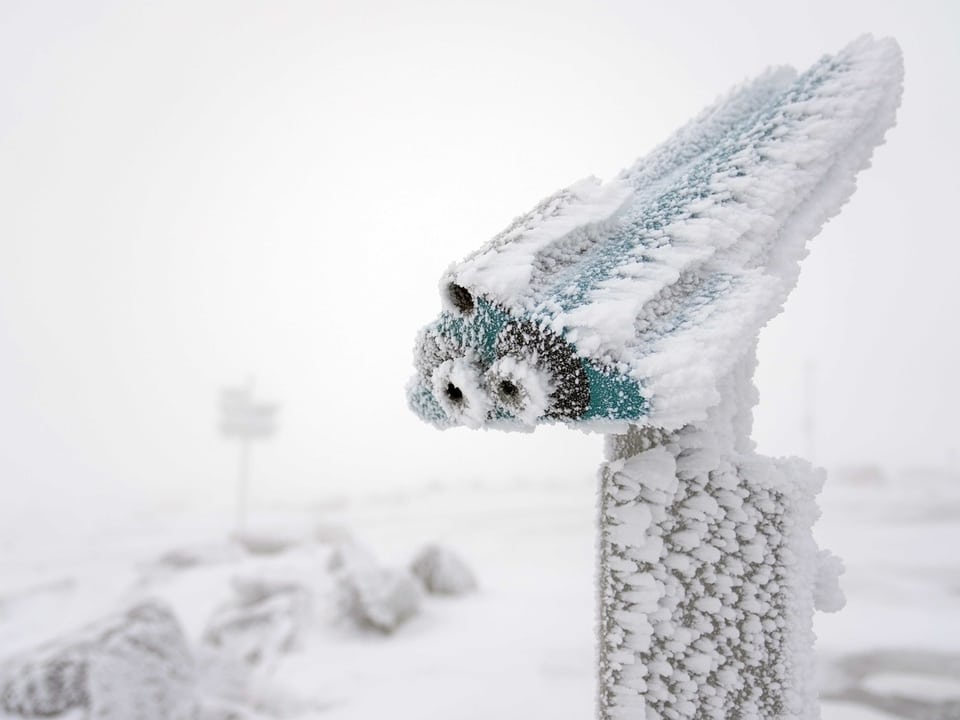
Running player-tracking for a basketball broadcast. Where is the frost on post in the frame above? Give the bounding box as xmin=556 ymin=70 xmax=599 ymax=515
xmin=407 ymin=36 xmax=902 ymax=719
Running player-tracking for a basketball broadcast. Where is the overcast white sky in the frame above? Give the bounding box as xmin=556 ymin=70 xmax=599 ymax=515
xmin=0 ymin=0 xmax=957 ymax=524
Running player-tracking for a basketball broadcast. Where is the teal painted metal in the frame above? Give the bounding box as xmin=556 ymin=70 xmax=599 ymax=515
xmin=408 ymin=36 xmax=903 ymax=433
xmin=409 ymin=298 xmax=646 ymax=428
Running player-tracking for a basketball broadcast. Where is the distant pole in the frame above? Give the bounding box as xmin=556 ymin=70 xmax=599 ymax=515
xmin=803 ymin=360 xmax=817 ymax=465
xmin=219 ymin=378 xmax=279 ymax=536
xmin=237 ymin=437 xmax=251 ymax=534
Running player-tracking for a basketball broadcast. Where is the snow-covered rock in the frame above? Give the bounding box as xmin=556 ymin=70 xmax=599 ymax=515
xmin=338 ymin=567 xmax=422 ymax=634
xmin=410 ymin=544 xmax=478 ymax=596
xmin=331 ymin=545 xmax=422 ymax=634
xmin=203 ymin=577 xmax=310 ymax=667
xmin=0 ymin=601 xmax=195 ymax=720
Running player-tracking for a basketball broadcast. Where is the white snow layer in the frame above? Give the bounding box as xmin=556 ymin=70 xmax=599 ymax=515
xmin=442 ymin=35 xmax=902 ymax=430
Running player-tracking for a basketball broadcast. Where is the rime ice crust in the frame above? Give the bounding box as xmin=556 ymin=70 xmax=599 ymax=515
xmin=596 ymin=351 xmax=832 ymax=720
xmin=409 ymin=36 xmax=902 ymax=432
xmin=408 ymin=34 xmax=901 ymax=720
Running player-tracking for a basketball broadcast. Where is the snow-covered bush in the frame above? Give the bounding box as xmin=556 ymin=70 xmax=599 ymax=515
xmin=0 ymin=601 xmax=195 ymax=720
xmin=410 ymin=544 xmax=477 ymax=596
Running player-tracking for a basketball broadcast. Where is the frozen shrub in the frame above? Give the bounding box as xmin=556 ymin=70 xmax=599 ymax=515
xmin=410 ymin=544 xmax=478 ymax=596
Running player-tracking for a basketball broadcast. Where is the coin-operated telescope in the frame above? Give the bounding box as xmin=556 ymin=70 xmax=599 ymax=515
xmin=409 ymin=36 xmax=901 ymax=720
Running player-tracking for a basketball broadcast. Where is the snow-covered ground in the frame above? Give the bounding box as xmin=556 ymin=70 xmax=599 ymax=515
xmin=1 ymin=466 xmax=958 ymax=719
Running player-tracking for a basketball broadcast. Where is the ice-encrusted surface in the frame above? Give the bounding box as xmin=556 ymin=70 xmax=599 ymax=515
xmin=598 ymin=442 xmax=826 ymax=719
xmin=408 ymin=37 xmax=903 ymax=720
xmin=410 ymin=35 xmax=902 ymax=432
xmin=203 ymin=577 xmax=310 ymax=668
xmin=596 ymin=350 xmax=835 ymax=719
xmin=406 ymin=33 xmax=902 ymax=720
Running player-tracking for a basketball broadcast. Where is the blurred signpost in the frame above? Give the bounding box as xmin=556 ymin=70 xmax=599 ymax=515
xmin=219 ymin=380 xmax=279 ymax=534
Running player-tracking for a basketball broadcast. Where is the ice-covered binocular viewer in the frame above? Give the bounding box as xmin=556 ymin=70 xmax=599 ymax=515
xmin=408 ymin=36 xmax=902 ymax=720
xmin=409 ymin=37 xmax=902 ymax=437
